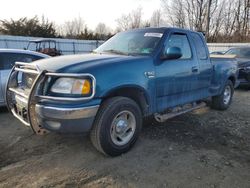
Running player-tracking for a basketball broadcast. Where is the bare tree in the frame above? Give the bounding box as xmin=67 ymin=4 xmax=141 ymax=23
xmin=242 ymin=0 xmax=250 ymax=37
xmin=95 ymin=23 xmax=109 ymax=35
xmin=116 ymin=7 xmax=143 ymax=31
xmin=205 ymin=0 xmax=213 ymax=37
xmin=63 ymin=17 xmax=86 ymax=38
xmin=209 ymin=0 xmax=224 ymax=41
xmin=159 ymin=0 xmax=250 ymax=42
xmin=237 ymin=0 xmax=250 ymax=41
xmin=116 ymin=14 xmax=131 ymax=31
xmin=130 ymin=7 xmax=143 ymax=29
xmin=161 ymin=0 xmax=186 ymax=28
xmin=150 ymin=10 xmax=162 ymax=27
xmin=95 ymin=23 xmax=111 ymax=40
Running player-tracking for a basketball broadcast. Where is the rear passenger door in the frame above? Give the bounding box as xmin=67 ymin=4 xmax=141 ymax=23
xmin=190 ymin=33 xmax=212 ymax=93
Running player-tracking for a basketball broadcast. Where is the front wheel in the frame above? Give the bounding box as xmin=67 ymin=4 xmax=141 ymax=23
xmin=211 ymin=80 xmax=234 ymax=110
xmin=90 ymin=97 xmax=142 ymax=156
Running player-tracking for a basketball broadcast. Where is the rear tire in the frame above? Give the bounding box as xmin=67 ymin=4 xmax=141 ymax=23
xmin=90 ymin=97 xmax=142 ymax=156
xmin=211 ymin=80 xmax=234 ymax=110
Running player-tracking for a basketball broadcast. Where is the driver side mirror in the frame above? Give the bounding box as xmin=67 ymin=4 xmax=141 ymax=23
xmin=161 ymin=47 xmax=182 ymax=60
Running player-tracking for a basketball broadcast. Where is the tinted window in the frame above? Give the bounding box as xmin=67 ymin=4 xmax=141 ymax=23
xmin=166 ymin=34 xmax=192 ymax=59
xmin=191 ymin=33 xmax=207 ymax=59
xmin=0 ymin=53 xmax=43 ymax=70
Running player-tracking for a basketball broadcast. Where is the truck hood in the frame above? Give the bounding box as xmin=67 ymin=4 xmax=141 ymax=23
xmin=32 ymin=53 xmax=152 ymax=73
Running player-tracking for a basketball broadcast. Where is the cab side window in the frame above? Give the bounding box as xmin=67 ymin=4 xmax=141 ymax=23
xmin=191 ymin=33 xmax=207 ymax=60
xmin=0 ymin=53 xmax=42 ymax=70
xmin=165 ymin=34 xmax=192 ymax=59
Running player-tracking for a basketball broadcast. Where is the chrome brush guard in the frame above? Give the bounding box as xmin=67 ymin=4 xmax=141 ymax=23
xmin=6 ymin=62 xmax=48 ymax=135
xmin=6 ymin=62 xmax=96 ymax=135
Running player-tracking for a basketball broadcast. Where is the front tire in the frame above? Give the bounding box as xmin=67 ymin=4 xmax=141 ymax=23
xmin=90 ymin=97 xmax=142 ymax=156
xmin=211 ymin=80 xmax=234 ymax=110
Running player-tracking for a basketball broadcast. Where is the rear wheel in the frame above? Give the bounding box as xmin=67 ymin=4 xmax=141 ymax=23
xmin=90 ymin=97 xmax=142 ymax=156
xmin=211 ymin=80 xmax=234 ymax=110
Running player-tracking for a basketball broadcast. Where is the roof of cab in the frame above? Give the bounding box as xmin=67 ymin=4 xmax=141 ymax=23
xmin=124 ymin=27 xmax=201 ymax=34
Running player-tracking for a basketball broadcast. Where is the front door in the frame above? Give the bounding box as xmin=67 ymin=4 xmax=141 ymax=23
xmin=155 ymin=33 xmax=198 ymax=112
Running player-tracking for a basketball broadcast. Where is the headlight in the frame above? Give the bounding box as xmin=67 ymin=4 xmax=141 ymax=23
xmin=50 ymin=78 xmax=91 ymax=95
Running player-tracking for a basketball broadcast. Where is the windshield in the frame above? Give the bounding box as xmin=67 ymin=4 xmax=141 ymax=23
xmin=94 ymin=31 xmax=163 ymax=56
xmin=225 ymin=48 xmax=250 ymax=58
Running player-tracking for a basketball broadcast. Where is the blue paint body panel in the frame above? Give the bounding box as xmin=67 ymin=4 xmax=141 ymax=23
xmin=33 ymin=27 xmax=238 ymax=116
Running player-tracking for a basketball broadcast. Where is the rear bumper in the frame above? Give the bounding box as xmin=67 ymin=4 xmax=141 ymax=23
xmin=35 ymin=104 xmax=99 ymax=133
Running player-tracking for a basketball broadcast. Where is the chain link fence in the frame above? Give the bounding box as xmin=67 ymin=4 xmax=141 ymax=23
xmin=1 ymin=35 xmax=250 ymax=55
xmin=0 ymin=35 xmax=104 ymax=55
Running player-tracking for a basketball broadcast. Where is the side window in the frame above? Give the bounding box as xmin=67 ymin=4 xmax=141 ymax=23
xmin=0 ymin=53 xmax=43 ymax=70
xmin=166 ymin=34 xmax=192 ymax=59
xmin=191 ymin=33 xmax=207 ymax=60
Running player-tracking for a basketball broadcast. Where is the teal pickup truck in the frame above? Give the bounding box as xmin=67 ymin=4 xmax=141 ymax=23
xmin=6 ymin=28 xmax=238 ymax=156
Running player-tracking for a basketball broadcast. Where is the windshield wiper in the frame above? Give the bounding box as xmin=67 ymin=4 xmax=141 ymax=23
xmin=102 ymin=49 xmax=129 ymax=56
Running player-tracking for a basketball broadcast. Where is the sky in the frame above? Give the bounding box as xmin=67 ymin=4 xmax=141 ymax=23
xmin=0 ymin=0 xmax=161 ymax=30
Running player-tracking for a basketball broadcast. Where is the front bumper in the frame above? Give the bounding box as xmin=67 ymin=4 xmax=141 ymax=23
xmin=35 ymin=104 xmax=99 ymax=133
xmin=6 ymin=62 xmax=99 ymax=134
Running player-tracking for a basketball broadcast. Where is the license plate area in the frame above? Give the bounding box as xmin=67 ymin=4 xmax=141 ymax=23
xmin=14 ymin=93 xmax=28 ymax=122
xmin=15 ymin=103 xmax=28 ymax=121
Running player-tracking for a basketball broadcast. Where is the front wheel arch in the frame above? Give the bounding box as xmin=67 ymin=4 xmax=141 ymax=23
xmin=102 ymin=86 xmax=150 ymax=116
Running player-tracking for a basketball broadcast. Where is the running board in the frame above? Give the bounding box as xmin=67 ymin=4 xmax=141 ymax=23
xmin=154 ymin=102 xmax=207 ymax=123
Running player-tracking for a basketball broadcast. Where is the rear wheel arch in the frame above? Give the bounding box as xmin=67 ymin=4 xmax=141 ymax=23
xmin=211 ymin=79 xmax=234 ymax=110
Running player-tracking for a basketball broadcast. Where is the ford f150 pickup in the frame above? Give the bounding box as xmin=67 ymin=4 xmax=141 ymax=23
xmin=6 ymin=28 xmax=238 ymax=156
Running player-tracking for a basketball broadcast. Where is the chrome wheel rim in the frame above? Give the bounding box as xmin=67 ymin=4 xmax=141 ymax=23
xmin=223 ymin=86 xmax=231 ymax=105
xmin=110 ymin=110 xmax=136 ymax=146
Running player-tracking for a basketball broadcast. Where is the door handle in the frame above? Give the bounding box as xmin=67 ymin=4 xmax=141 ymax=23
xmin=192 ymin=66 xmax=199 ymax=73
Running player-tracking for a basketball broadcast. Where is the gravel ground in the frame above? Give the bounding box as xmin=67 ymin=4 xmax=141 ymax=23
xmin=0 ymin=90 xmax=250 ymax=188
